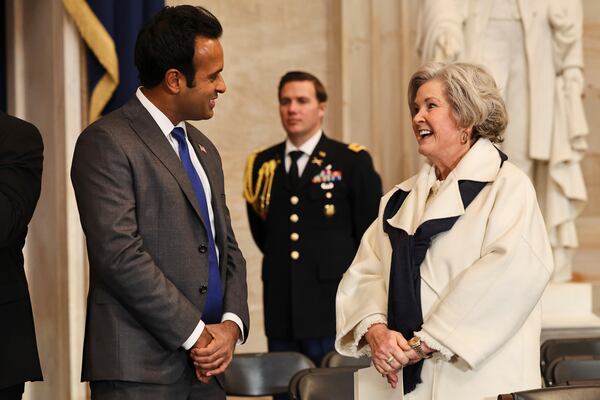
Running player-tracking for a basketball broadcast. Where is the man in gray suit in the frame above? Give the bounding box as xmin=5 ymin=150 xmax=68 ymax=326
xmin=71 ymin=5 xmax=248 ymax=399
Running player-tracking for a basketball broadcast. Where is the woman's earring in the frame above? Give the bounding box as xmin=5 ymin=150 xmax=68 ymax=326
xmin=460 ymin=131 xmax=469 ymax=144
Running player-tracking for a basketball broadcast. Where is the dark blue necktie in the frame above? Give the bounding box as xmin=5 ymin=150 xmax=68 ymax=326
xmin=171 ymin=127 xmax=223 ymax=324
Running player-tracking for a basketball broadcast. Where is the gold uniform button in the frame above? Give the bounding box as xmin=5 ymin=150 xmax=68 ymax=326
xmin=291 ymin=251 xmax=300 ymax=260
xmin=290 ymin=232 xmax=299 ymax=241
xmin=324 ymin=204 xmax=336 ymax=217
xmin=325 ymin=192 xmax=333 ymax=199
xmin=290 ymin=196 xmax=299 ymax=205
xmin=290 ymin=214 xmax=299 ymax=223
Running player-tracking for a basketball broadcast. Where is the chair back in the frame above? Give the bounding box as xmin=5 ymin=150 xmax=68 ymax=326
xmin=497 ymin=385 xmax=600 ymax=400
xmin=545 ymin=355 xmax=600 ymax=387
xmin=540 ymin=337 xmax=600 ymax=375
xmin=222 ymin=352 xmax=315 ymax=396
xmin=320 ymin=351 xmax=371 ymax=368
xmin=289 ymin=366 xmax=359 ymax=400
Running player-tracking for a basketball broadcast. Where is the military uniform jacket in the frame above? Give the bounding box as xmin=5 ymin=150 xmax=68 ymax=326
xmin=245 ymin=133 xmax=381 ymax=339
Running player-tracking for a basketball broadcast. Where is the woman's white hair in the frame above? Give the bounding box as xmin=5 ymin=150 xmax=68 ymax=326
xmin=408 ymin=62 xmax=508 ymax=143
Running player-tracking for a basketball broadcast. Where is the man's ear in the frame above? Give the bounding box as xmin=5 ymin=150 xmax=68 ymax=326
xmin=318 ymin=101 xmax=327 ymax=118
xmin=164 ymin=69 xmax=184 ymax=94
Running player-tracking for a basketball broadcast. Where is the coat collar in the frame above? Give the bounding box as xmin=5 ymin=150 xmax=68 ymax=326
xmin=297 ymin=133 xmax=330 ymax=189
xmin=387 ymin=139 xmax=503 ymax=233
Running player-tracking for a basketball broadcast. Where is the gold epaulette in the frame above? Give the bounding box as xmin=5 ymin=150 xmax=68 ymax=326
xmin=348 ymin=143 xmax=367 ymax=153
xmin=243 ymin=149 xmax=278 ymax=220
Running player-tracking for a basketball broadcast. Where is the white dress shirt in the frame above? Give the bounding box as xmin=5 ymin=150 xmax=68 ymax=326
xmin=284 ymin=129 xmax=323 ymax=176
xmin=136 ymin=88 xmax=244 ymax=348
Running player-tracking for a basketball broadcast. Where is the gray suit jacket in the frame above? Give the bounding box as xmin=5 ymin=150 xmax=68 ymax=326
xmin=71 ymin=97 xmax=249 ymax=383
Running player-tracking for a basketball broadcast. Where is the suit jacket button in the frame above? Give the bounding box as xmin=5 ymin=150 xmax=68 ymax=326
xmin=290 ymin=195 xmax=299 ymax=205
xmin=199 ymin=285 xmax=208 ymax=294
xmin=198 ymin=245 xmax=208 ymax=253
xmin=290 ymin=214 xmax=299 ymax=223
xmin=290 ymin=232 xmax=299 ymax=241
xmin=291 ymin=251 xmax=300 ymax=260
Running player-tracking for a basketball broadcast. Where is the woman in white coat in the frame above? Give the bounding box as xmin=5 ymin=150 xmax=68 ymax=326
xmin=335 ymin=62 xmax=553 ymax=399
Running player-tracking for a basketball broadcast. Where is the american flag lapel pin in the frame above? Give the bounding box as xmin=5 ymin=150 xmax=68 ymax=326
xmin=198 ymin=144 xmax=207 ymax=153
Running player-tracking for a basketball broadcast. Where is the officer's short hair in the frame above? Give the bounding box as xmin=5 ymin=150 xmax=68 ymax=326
xmin=278 ymin=71 xmax=328 ymax=103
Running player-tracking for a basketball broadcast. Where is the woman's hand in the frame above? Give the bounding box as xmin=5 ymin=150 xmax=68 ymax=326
xmin=365 ymin=324 xmax=420 ymax=375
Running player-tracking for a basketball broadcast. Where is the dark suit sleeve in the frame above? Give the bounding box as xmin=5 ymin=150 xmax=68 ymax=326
xmin=349 ymin=150 xmax=382 ymax=244
xmin=0 ymin=120 xmax=43 ymax=247
xmin=223 ymin=203 xmax=250 ymax=339
xmin=210 ymin=148 xmax=250 ymax=340
xmin=71 ymin=126 xmax=201 ymax=350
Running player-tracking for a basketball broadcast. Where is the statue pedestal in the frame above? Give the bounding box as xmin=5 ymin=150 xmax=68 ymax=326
xmin=541 ymin=282 xmax=600 ymax=342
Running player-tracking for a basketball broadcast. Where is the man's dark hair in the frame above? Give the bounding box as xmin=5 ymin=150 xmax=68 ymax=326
xmin=135 ymin=5 xmax=222 ymax=88
xmin=278 ymin=71 xmax=328 ymax=103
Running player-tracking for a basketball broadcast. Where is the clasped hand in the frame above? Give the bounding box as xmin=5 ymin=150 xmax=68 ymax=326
xmin=364 ymin=324 xmax=423 ymax=389
xmin=189 ymin=320 xmax=239 ymax=383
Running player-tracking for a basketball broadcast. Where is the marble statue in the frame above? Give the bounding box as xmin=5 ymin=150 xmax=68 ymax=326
xmin=417 ymin=0 xmax=589 ymax=282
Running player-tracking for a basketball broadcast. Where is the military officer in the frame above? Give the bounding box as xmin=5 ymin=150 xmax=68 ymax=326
xmin=244 ymin=71 xmax=382 ymax=369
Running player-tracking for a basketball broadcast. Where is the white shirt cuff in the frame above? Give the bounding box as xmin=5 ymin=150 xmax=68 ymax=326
xmin=222 ymin=312 xmax=245 ymax=344
xmin=182 ymin=320 xmax=206 ymax=350
xmin=181 ymin=313 xmax=245 ymax=350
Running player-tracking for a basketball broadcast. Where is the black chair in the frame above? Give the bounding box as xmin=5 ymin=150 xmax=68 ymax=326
xmin=222 ymin=352 xmax=315 ymax=397
xmin=544 ymin=355 xmax=600 ymax=387
xmin=540 ymin=337 xmax=600 ymax=375
xmin=289 ymin=366 xmax=360 ymax=400
xmin=497 ymin=385 xmax=600 ymax=399
xmin=320 ymin=351 xmax=371 ymax=368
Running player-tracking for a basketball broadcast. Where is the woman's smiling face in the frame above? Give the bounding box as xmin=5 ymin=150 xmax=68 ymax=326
xmin=412 ymin=79 xmax=470 ymax=176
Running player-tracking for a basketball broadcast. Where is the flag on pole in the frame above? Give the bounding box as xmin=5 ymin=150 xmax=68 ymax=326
xmin=63 ymin=0 xmax=163 ymax=123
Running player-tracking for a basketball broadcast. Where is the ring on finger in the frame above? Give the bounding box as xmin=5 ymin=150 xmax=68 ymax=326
xmin=386 ymin=355 xmax=395 ymax=365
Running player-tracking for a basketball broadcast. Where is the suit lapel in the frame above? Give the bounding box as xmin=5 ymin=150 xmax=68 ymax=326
xmin=297 ymin=133 xmax=329 ymax=190
xmin=123 ymin=98 xmax=205 ymax=226
xmin=274 ymin=143 xmax=288 ymax=191
xmin=186 ymin=126 xmax=227 ymax=271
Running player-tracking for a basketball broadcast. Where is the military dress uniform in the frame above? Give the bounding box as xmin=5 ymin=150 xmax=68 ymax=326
xmin=244 ymin=133 xmax=382 ymax=363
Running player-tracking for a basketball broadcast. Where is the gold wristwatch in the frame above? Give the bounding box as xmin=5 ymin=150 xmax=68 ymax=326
xmin=408 ymin=336 xmax=432 ymax=359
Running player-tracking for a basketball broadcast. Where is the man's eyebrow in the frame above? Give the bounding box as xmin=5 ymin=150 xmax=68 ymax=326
xmin=208 ymin=67 xmax=223 ymax=76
